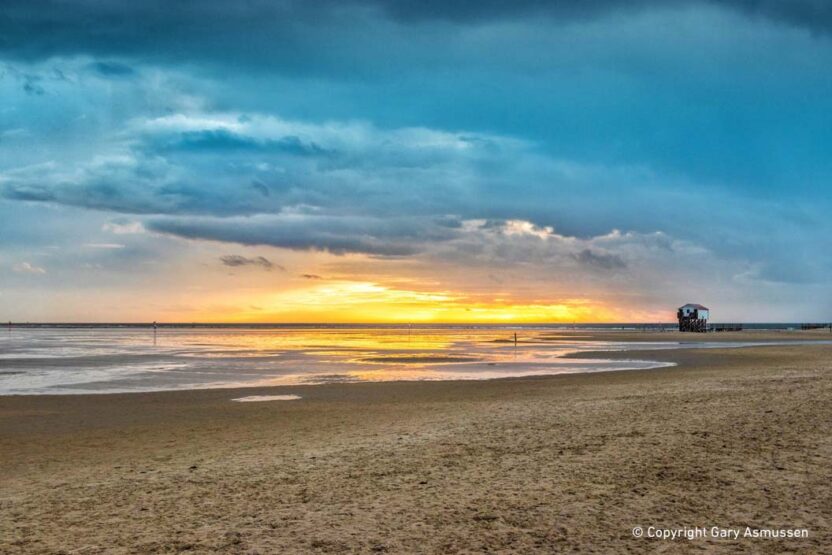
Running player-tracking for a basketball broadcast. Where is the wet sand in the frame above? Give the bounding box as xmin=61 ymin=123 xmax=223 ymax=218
xmin=1 ymin=331 xmax=831 ymax=553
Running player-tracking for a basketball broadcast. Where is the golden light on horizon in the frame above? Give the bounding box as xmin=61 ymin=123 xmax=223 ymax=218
xmin=202 ymin=280 xmax=637 ymax=324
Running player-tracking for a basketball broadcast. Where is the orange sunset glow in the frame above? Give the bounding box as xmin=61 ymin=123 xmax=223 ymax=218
xmin=193 ymin=280 xmax=666 ymax=324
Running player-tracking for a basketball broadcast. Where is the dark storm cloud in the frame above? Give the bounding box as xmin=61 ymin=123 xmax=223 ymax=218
xmin=251 ymin=181 xmax=270 ymax=198
xmin=0 ymin=120 xmax=334 ymax=217
xmin=573 ymin=249 xmax=627 ymax=271
xmin=2 ymin=102 xmax=827 ymax=272
xmin=157 ymin=130 xmax=331 ymax=157
xmin=0 ymin=113 xmax=533 ymax=224
xmin=2 ymin=184 xmax=55 ymax=202
xmin=1 ymin=1 xmax=830 ymax=322
xmin=375 ymin=0 xmax=661 ymax=22
xmin=2 ymin=178 xmax=194 ymax=216
xmin=219 ymin=255 xmax=282 ymax=271
xmin=0 ymin=1 xmax=320 ymax=64
xmin=147 ymin=215 xmax=462 ymax=257
xmin=22 ymin=76 xmax=44 ymax=96
xmin=89 ymin=61 xmax=134 ymax=77
xmin=1 ymin=1 xmax=830 ymax=67
xmin=378 ymin=0 xmax=832 ymax=32
xmin=715 ymin=0 xmax=832 ymax=34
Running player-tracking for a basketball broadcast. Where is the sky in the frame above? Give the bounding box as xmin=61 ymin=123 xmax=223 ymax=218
xmin=1 ymin=0 xmax=831 ymax=323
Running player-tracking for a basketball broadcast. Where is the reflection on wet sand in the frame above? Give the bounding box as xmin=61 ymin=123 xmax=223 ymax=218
xmin=3 ymin=327 xmax=827 ymax=395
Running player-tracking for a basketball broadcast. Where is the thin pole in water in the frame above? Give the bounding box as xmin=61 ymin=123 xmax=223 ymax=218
xmin=514 ymin=332 xmax=517 ymax=347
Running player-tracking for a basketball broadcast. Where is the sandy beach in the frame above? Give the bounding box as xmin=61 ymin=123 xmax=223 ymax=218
xmin=1 ymin=331 xmax=831 ymax=553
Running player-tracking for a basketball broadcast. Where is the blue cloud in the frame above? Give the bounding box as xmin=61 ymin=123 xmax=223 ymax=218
xmin=2 ymin=1 xmax=831 ymax=68
xmin=1 ymin=2 xmax=832 ymax=319
xmin=147 ymin=215 xmax=457 ymax=257
xmin=158 ymin=130 xmax=331 ymax=157
xmin=1 ymin=100 xmax=829 ymax=281
xmin=89 ymin=61 xmax=135 ymax=77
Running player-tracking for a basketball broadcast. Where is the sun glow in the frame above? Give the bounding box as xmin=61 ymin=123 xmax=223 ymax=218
xmin=209 ymin=280 xmax=624 ymax=324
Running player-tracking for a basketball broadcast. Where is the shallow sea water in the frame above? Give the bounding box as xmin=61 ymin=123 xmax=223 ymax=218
xmin=0 ymin=327 xmax=822 ymax=395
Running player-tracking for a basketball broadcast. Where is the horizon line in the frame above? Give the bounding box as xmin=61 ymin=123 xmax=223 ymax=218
xmin=4 ymin=321 xmax=830 ymax=327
